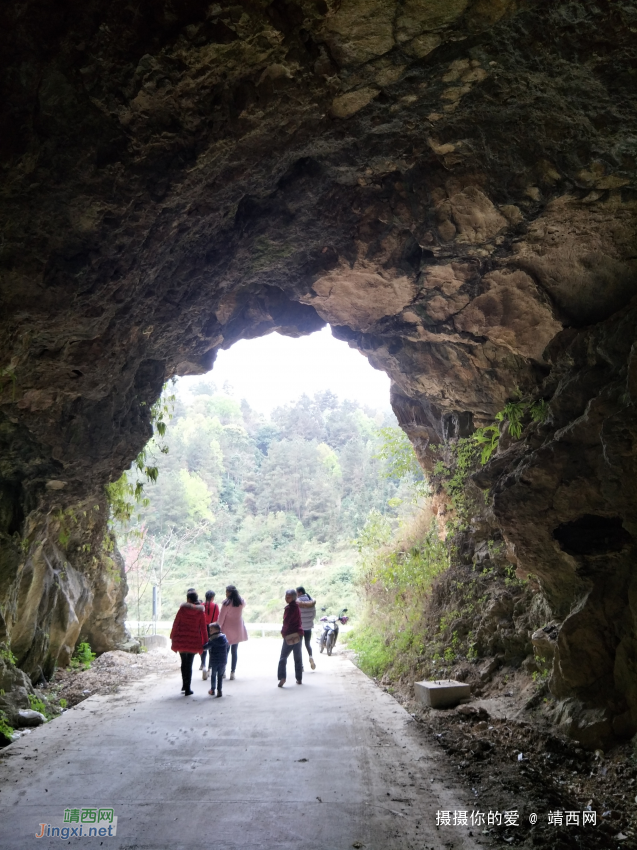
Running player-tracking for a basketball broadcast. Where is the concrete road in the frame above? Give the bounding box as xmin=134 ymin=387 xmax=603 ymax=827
xmin=0 ymin=640 xmax=483 ymax=849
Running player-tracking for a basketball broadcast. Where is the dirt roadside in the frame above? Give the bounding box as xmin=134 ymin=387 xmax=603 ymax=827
xmin=334 ymin=644 xmax=636 ymax=850
xmin=390 ymin=685 xmax=637 ymax=849
xmin=44 ymin=648 xmax=179 ymax=708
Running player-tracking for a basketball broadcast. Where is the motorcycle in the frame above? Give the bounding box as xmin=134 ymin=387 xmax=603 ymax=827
xmin=318 ymin=608 xmax=349 ymax=656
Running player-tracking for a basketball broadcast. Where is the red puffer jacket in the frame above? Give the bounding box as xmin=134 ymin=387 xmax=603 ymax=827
xmin=203 ymin=600 xmax=219 ymax=626
xmin=170 ymin=603 xmax=207 ymax=654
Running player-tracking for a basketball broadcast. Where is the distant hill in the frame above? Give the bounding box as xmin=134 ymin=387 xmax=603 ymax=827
xmin=118 ymin=384 xmax=419 ymax=627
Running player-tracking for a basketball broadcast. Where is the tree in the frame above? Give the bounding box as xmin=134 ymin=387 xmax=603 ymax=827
xmin=122 ymin=529 xmax=152 ymax=634
xmin=145 ymin=522 xmax=211 ymax=621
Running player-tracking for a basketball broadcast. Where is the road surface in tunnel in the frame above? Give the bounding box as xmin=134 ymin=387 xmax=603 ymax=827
xmin=0 ymin=639 xmax=483 ymax=850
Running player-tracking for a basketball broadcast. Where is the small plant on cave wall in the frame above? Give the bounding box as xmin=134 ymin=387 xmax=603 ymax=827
xmin=0 ymin=643 xmax=17 ymax=666
xmin=106 ymin=382 xmax=176 ymax=526
xmin=473 ymin=423 xmax=500 ymax=464
xmin=469 ymin=397 xmax=551 ymax=466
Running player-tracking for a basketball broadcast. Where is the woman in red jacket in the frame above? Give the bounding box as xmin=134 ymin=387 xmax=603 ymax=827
xmin=170 ymin=590 xmax=207 ymax=695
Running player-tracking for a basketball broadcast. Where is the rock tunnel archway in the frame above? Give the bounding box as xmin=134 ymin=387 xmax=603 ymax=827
xmin=1 ymin=0 xmax=636 ymax=747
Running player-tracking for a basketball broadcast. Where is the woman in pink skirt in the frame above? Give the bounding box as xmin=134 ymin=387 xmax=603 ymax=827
xmin=217 ymin=584 xmax=248 ymax=679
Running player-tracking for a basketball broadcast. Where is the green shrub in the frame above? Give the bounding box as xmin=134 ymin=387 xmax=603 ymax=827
xmin=349 ymin=511 xmax=450 ymax=681
xmin=370 ymin=523 xmax=449 ymax=594
xmin=348 ymin=623 xmax=423 ymax=679
xmin=59 ymin=698 xmax=67 ymax=709
xmin=0 ymin=710 xmax=14 ymax=742
xmin=0 ymin=643 xmax=17 ymax=666
xmin=28 ymin=694 xmax=49 ymax=719
xmin=347 ymin=625 xmax=394 ymax=678
xmin=69 ymin=641 xmax=96 ymax=671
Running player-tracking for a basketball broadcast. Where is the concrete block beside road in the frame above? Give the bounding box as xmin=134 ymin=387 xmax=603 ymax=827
xmin=414 ymin=679 xmax=471 ymax=709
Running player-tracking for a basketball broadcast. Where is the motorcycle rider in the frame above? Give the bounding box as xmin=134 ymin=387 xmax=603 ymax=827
xmin=319 ymin=607 xmax=348 ymax=654
xmin=296 ymin=586 xmax=316 ymax=671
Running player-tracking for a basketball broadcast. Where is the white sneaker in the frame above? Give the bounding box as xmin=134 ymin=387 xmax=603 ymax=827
xmin=202 ymin=669 xmax=209 ymax=680
xmin=309 ymin=657 xmax=316 ymax=670
xmin=229 ymin=671 xmax=235 ymax=680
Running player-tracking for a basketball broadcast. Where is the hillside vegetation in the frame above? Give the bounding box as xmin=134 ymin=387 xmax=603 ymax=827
xmin=116 ymin=382 xmax=422 ymax=626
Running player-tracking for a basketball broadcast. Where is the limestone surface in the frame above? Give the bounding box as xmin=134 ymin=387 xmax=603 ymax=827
xmin=0 ymin=0 xmax=635 ymax=745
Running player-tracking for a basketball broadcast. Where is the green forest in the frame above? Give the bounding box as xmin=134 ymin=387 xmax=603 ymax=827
xmin=117 ymin=381 xmax=422 ymax=629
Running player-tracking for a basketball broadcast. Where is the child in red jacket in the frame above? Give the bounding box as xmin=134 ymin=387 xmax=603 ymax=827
xmin=200 ymin=590 xmax=220 ymax=675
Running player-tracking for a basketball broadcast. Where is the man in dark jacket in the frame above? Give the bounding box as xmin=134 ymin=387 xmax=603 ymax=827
xmin=277 ymin=589 xmax=304 ymax=688
xmin=203 ymin=622 xmax=229 ymax=698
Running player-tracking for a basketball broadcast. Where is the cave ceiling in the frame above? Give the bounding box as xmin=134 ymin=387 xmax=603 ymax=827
xmin=1 ymin=0 xmax=637 ymax=744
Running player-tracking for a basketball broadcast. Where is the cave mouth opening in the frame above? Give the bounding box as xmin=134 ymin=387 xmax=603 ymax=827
xmin=185 ymin=324 xmax=393 ymax=417
xmin=120 ymin=324 xmax=409 ymax=634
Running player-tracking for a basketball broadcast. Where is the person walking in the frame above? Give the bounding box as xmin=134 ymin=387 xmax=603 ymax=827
xmin=200 ymin=590 xmax=219 ymax=675
xmin=277 ymin=588 xmax=304 ymax=688
xmin=296 ymin=586 xmax=317 ymax=671
xmin=217 ymin=584 xmax=248 ymax=680
xmin=170 ymin=590 xmax=207 ymax=696
xmin=203 ymin=622 xmax=229 ymax=698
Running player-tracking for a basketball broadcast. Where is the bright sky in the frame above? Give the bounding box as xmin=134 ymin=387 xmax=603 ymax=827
xmin=178 ymin=326 xmax=393 ymax=414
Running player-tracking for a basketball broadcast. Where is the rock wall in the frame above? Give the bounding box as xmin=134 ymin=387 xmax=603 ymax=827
xmin=1 ymin=496 xmax=128 ymax=681
xmin=0 ymin=0 xmax=636 ymax=742
xmin=480 ymin=304 xmax=637 ymax=745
